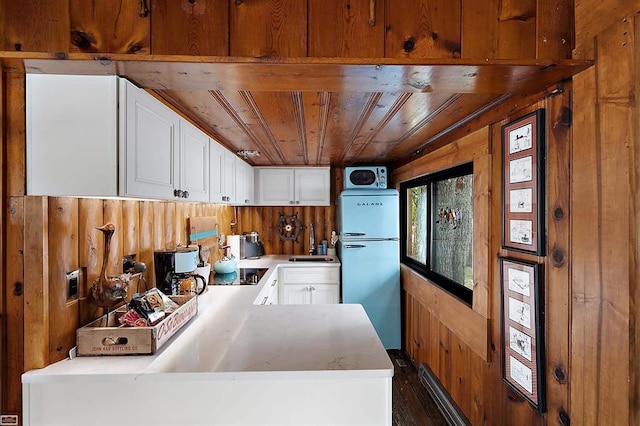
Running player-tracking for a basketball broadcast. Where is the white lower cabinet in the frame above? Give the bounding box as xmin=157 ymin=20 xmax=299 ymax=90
xmin=281 ymin=283 xmax=339 ymax=304
xmin=255 ymin=273 xmax=279 ymax=305
xmin=279 ymin=266 xmax=340 ymax=305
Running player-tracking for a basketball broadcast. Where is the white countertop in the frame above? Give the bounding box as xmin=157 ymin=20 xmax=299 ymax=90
xmin=23 ymin=255 xmax=393 ymax=383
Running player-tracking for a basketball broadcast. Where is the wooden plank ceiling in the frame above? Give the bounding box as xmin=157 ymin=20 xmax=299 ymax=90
xmin=22 ymin=56 xmax=592 ymax=168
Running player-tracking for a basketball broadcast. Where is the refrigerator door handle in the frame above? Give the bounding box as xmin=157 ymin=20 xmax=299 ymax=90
xmin=344 ymin=232 xmax=366 ymax=237
xmin=344 ymin=244 xmax=367 ymax=248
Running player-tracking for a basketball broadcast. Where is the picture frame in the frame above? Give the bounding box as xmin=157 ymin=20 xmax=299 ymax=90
xmin=501 ymin=109 xmax=545 ymax=255
xmin=500 ymin=257 xmax=546 ymax=413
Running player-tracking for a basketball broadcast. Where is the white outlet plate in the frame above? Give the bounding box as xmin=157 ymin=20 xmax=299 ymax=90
xmin=0 ymin=414 xmax=18 ymax=425
xmin=65 ymin=269 xmax=80 ymax=302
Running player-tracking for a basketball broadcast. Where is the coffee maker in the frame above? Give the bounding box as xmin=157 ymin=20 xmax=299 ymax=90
xmin=242 ymin=231 xmax=265 ymax=259
xmin=153 ymin=246 xmax=207 ymax=296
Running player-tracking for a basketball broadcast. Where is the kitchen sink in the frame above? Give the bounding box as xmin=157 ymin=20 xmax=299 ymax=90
xmin=288 ymin=256 xmax=336 ymax=262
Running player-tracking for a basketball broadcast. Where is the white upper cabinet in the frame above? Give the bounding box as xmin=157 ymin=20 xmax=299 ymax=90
xmin=211 ymin=145 xmax=255 ymax=205
xmin=120 ymin=79 xmax=209 ymax=201
xmin=255 ymin=168 xmax=295 ymax=205
xmin=27 ymin=75 xmax=211 ymax=201
xmin=26 ymin=74 xmax=119 ymax=196
xmin=294 ymin=168 xmax=331 ymax=205
xmin=208 ymin=142 xmax=224 ymax=203
xmin=235 ymin=158 xmax=255 ymax=205
xmin=209 ymin=142 xmax=236 ymax=204
xmin=179 ymin=120 xmax=210 ymax=202
xmin=120 ymin=78 xmax=180 ymax=199
xmin=255 ymin=167 xmax=330 ymax=206
xmin=222 ymin=149 xmax=236 ymax=203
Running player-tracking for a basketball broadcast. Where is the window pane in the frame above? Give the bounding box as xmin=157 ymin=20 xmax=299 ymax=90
xmin=431 ymin=174 xmax=474 ymax=289
xmin=407 ymin=185 xmax=427 ymax=264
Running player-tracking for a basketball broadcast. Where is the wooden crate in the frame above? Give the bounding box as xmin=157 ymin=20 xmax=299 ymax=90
xmin=76 ymin=295 xmax=197 ymax=356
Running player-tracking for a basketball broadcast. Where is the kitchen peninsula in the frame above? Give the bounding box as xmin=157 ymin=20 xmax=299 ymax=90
xmin=22 ymin=256 xmax=393 ymax=425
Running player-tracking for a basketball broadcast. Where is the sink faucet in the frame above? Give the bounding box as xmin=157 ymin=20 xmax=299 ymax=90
xmin=309 ymin=223 xmax=315 ymax=254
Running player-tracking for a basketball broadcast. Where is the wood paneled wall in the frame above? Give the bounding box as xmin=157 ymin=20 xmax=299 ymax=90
xmin=395 ymin=10 xmax=640 ymax=422
xmin=0 ymin=65 xmax=4 ymax=414
xmin=394 ymin=92 xmax=570 ymax=424
xmin=570 ymin=15 xmax=638 ymax=426
xmin=236 ymin=169 xmax=341 ymax=256
xmin=1 ymin=0 xmax=572 ymax=60
xmin=574 ymin=0 xmax=640 ymax=57
xmin=4 ymin=196 xmax=235 ymax=415
xmin=237 ymin=205 xmax=336 ymax=257
xmin=1 ymin=1 xmax=638 ymax=424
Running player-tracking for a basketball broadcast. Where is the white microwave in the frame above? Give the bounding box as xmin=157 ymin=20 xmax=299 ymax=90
xmin=344 ymin=166 xmax=387 ymax=189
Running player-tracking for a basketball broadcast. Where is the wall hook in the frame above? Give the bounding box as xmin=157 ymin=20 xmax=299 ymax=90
xmin=139 ymin=0 xmax=149 ymax=18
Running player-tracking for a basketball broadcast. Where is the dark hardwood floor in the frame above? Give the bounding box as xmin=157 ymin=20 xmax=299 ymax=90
xmin=389 ymin=350 xmax=448 ymax=426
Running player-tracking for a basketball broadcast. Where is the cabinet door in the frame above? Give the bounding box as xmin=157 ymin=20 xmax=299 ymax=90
xmin=209 ymin=142 xmax=225 ymax=203
xmin=209 ymin=142 xmax=235 ymax=204
xmin=235 ymin=158 xmax=251 ymax=205
xmin=222 ymin=149 xmax=236 ymax=203
xmin=180 ymin=120 xmax=209 ymax=202
xmin=266 ymin=278 xmax=279 ymax=305
xmin=235 ymin=159 xmax=255 ymax=206
xmin=280 ymin=266 xmax=339 ymax=284
xmin=244 ymin=162 xmax=255 ymax=205
xmin=295 ymin=168 xmax=330 ymax=206
xmin=281 ymin=284 xmax=312 ymax=305
xmin=121 ymin=80 xmax=180 ymax=199
xmin=236 ymin=158 xmax=246 ymax=204
xmin=256 ymin=168 xmax=295 ymax=205
xmin=255 ymin=272 xmax=279 ymax=305
xmin=26 ymin=74 xmax=118 ymax=196
xmin=235 ymin=159 xmax=255 ymax=205
xmin=311 ymin=284 xmax=340 ymax=304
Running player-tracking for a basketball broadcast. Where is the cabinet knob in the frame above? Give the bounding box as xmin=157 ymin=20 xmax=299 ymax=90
xmin=174 ymin=189 xmax=183 ymax=198
xmin=261 ymin=296 xmax=268 ymax=305
xmin=289 ymin=200 xmax=294 ymax=205
xmin=296 ymin=201 xmax=300 ymax=205
xmin=183 ymin=190 xmax=189 ymax=199
xmin=245 ymin=199 xmax=250 ymax=204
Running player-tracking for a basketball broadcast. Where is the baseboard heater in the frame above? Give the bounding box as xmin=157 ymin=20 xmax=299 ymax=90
xmin=419 ymin=363 xmax=471 ymax=426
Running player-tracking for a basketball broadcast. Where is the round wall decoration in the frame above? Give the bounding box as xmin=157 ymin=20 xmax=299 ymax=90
xmin=278 ymin=212 xmax=304 ymax=241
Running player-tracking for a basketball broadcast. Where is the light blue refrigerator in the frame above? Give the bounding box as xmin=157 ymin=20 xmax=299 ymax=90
xmin=337 ymin=189 xmax=401 ymax=349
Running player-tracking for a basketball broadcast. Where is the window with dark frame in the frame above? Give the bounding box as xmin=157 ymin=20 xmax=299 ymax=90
xmin=400 ymin=163 xmax=474 ymax=304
